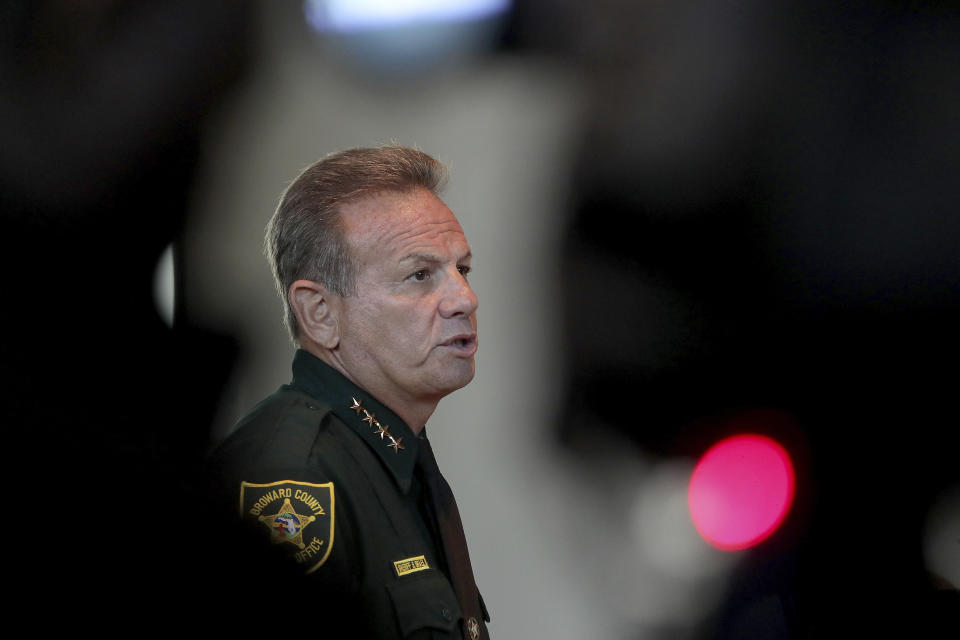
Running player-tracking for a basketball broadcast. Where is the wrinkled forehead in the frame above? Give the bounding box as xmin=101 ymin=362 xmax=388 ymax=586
xmin=339 ymin=187 xmax=468 ymax=257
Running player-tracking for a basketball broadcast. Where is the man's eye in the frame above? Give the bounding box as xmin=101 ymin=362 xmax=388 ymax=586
xmin=457 ymin=265 xmax=471 ymax=277
xmin=410 ymin=270 xmax=429 ymax=282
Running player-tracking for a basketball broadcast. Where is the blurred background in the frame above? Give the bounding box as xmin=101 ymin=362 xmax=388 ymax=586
xmin=3 ymin=0 xmax=958 ymax=637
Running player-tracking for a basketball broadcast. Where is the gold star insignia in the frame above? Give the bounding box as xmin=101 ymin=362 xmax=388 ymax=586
xmin=350 ymin=397 xmax=363 ymax=414
xmin=466 ymin=617 xmax=480 ymax=640
xmin=348 ymin=397 xmax=405 ymax=453
xmin=257 ymin=497 xmax=316 ymax=550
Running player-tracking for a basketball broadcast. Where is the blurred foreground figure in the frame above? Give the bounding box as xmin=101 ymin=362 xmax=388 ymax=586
xmin=0 ymin=0 xmax=250 ymax=627
xmin=208 ymin=147 xmax=490 ymax=640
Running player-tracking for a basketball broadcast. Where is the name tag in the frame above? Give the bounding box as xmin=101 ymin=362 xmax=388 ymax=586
xmin=393 ymin=555 xmax=430 ymax=576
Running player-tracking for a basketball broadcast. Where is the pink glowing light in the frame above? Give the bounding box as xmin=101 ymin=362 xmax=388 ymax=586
xmin=688 ymin=434 xmax=795 ymax=551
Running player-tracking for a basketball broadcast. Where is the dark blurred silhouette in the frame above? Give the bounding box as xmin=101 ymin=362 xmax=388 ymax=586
xmin=0 ymin=0 xmax=261 ymax=626
xmin=507 ymin=0 xmax=959 ymax=636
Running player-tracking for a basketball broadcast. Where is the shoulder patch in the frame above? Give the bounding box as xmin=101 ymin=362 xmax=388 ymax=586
xmin=239 ymin=480 xmax=335 ymax=573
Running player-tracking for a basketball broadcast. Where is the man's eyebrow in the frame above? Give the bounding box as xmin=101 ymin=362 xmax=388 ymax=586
xmin=398 ymin=251 xmax=472 ymax=264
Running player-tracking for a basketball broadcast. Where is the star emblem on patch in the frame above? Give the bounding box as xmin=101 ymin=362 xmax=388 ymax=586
xmin=259 ymin=497 xmax=316 ymax=549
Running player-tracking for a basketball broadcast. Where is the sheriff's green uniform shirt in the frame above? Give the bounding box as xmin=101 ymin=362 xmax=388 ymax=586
xmin=209 ymin=349 xmax=490 ymax=639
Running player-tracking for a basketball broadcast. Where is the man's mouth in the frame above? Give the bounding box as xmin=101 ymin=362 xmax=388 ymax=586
xmin=441 ymin=334 xmax=478 ymax=355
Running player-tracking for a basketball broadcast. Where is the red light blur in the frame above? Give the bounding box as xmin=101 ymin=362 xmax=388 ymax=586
xmin=688 ymin=434 xmax=795 ymax=551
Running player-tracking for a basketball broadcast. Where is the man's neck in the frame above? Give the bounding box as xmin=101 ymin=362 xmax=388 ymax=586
xmin=305 ymin=344 xmax=436 ymax=434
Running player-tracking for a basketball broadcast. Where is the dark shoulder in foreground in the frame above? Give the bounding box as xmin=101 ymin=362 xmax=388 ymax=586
xmin=208 ymin=384 xmax=336 ymax=485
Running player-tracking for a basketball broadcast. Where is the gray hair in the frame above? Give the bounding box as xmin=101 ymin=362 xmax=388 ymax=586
xmin=265 ymin=145 xmax=448 ymax=344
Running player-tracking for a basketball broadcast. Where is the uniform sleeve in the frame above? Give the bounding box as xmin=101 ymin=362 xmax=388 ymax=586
xmin=206 ymin=397 xmax=364 ymax=602
xmin=226 ymin=460 xmax=377 ymax=636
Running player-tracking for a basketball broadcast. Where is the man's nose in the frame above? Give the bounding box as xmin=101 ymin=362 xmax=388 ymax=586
xmin=439 ymin=269 xmax=478 ymax=318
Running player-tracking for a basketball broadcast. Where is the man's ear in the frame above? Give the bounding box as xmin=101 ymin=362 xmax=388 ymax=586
xmin=289 ymin=280 xmax=340 ymax=349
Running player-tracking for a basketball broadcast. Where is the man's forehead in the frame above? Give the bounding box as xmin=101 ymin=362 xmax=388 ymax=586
xmin=340 ymin=188 xmax=468 ymax=250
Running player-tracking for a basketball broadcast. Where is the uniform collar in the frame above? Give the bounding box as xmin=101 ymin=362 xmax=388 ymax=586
xmin=291 ymin=349 xmax=419 ymax=493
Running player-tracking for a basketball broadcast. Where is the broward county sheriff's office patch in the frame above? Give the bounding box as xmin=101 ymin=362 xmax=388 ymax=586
xmin=239 ymin=480 xmax=334 ymax=573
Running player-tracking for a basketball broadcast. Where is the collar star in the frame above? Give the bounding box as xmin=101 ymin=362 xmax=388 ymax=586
xmin=466 ymin=617 xmax=480 ymax=640
xmin=347 ymin=398 xmax=405 ymax=454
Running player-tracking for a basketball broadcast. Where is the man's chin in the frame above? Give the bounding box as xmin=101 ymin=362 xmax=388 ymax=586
xmin=432 ymin=362 xmax=476 ymax=397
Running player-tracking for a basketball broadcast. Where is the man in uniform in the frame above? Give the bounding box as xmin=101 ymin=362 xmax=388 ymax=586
xmin=209 ymin=146 xmax=490 ymax=639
